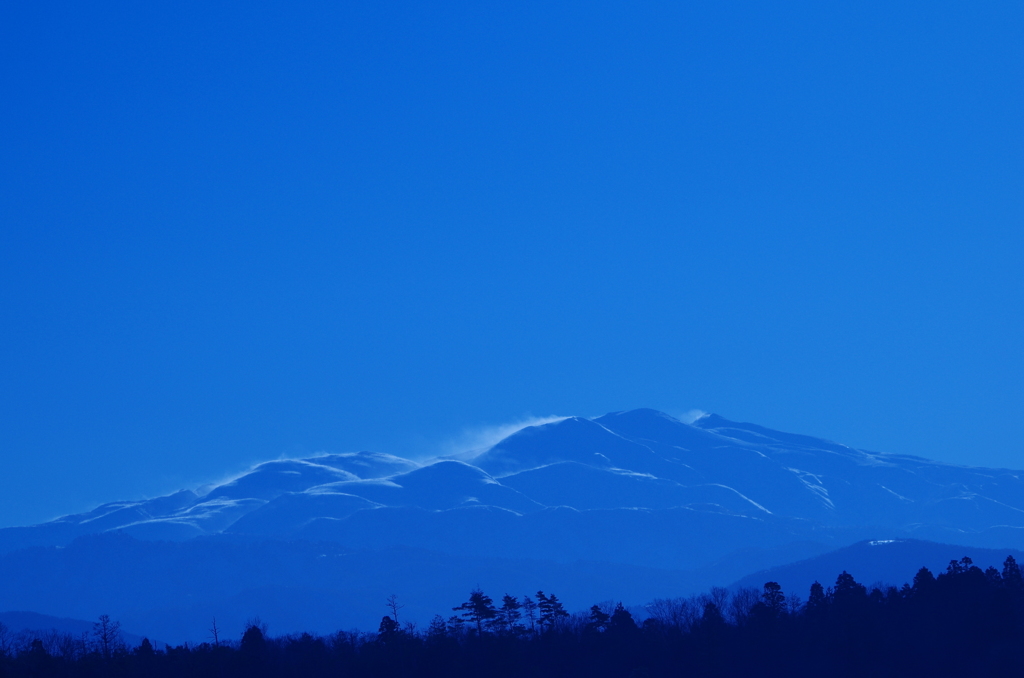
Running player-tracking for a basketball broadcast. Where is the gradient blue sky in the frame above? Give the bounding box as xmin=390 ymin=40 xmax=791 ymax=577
xmin=2 ymin=1 xmax=1022 ymax=528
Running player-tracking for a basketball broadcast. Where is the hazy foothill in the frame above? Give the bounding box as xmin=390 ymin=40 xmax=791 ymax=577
xmin=5 ymin=555 xmax=1024 ymax=676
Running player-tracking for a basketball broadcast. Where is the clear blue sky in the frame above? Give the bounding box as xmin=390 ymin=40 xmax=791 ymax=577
xmin=1 ymin=1 xmax=1022 ymax=528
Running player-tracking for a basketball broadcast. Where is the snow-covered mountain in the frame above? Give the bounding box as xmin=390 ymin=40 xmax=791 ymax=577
xmin=6 ymin=409 xmax=1024 ymax=555
xmin=3 ymin=409 xmax=1024 ymax=641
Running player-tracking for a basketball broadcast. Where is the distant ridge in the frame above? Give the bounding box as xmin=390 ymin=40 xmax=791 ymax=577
xmin=731 ymin=538 xmax=1024 ymax=595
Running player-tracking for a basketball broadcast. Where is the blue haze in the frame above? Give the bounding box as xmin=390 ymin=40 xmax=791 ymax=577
xmin=1 ymin=1 xmax=1023 ymax=528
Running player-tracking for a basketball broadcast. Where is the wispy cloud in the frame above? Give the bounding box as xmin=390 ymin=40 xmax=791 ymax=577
xmin=431 ymin=415 xmax=569 ymax=462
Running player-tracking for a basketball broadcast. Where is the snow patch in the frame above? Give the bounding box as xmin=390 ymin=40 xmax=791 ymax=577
xmin=787 ymin=468 xmax=835 ymax=510
xmin=878 ymin=485 xmax=913 ymax=502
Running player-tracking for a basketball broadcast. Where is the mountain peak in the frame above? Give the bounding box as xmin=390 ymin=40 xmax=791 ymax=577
xmin=470 ymin=416 xmax=651 ymax=476
xmin=689 ymin=412 xmax=728 ymax=427
xmin=595 ymin=408 xmax=680 ymax=423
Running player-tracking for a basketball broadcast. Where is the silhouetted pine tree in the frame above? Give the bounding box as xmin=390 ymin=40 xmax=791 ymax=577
xmin=587 ymin=605 xmax=610 ymax=633
xmin=377 ymin=615 xmax=401 ymax=645
xmin=454 ymin=589 xmax=497 ymax=635
xmin=1003 ymin=555 xmax=1023 ymax=589
xmin=912 ymin=566 xmax=936 ymax=593
xmin=761 ymin=581 xmax=785 ymax=615
xmin=497 ymin=594 xmax=522 ymax=634
xmin=536 ymin=591 xmax=569 ymax=631
xmin=806 ymin=581 xmax=827 ymax=615
xmin=608 ymin=603 xmax=637 ymax=634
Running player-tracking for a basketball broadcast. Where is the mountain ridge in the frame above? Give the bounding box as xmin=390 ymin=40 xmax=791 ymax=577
xmin=6 ymin=409 xmax=1024 ymax=553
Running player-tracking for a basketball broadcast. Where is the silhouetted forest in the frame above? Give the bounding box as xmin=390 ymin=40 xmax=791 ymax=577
xmin=3 ymin=556 xmax=1024 ymax=677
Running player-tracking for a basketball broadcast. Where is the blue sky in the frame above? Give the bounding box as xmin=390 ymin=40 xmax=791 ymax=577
xmin=1 ymin=1 xmax=1022 ymax=528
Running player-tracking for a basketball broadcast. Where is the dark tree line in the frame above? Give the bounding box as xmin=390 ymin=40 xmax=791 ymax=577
xmin=3 ymin=557 xmax=1024 ymax=677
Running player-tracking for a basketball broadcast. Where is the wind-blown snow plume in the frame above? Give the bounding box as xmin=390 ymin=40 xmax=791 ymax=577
xmin=435 ymin=415 xmax=569 ymax=461
xmin=679 ymin=409 xmax=708 ymax=425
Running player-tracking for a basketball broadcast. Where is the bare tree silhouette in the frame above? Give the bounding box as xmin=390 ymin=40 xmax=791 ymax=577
xmin=91 ymin=615 xmax=122 ymax=659
xmin=385 ymin=594 xmax=405 ymax=625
